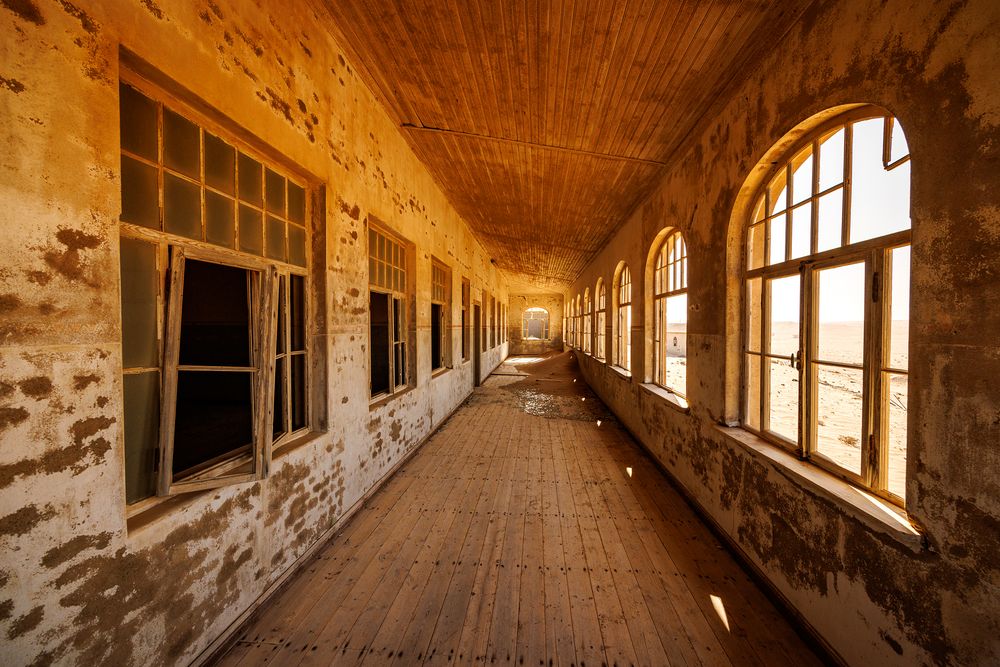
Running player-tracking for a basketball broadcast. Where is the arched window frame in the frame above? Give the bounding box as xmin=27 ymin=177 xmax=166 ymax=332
xmin=648 ymin=229 xmax=688 ymax=397
xmin=612 ymin=262 xmax=632 ymax=373
xmin=595 ymin=279 xmax=607 ymax=361
xmin=575 ymin=295 xmax=582 ymax=349
xmin=583 ymin=288 xmax=592 ymax=355
xmin=741 ymin=105 xmax=911 ymax=506
xmin=522 ymin=306 xmax=550 ymax=340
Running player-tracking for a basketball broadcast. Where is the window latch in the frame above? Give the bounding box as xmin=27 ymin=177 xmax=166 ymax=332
xmin=789 ymin=351 xmax=802 ymax=370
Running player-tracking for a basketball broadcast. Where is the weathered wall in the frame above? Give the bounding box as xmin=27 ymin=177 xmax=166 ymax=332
xmin=568 ymin=0 xmax=1000 ymax=665
xmin=0 ymin=1 xmax=507 ymax=665
xmin=507 ymin=293 xmax=563 ymax=356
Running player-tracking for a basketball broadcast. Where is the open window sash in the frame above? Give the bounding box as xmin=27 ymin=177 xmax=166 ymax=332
xmin=156 ymin=245 xmax=279 ymax=496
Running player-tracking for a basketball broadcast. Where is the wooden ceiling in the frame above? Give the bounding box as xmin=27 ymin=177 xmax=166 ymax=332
xmin=320 ymin=1 xmax=812 ymax=292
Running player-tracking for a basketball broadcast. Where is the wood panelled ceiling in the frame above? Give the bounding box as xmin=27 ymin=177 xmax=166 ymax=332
xmin=320 ymin=1 xmax=812 ymax=292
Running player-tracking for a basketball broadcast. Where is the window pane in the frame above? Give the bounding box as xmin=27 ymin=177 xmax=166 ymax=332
xmin=814 ymin=365 xmax=863 ymax=475
xmin=290 ymin=274 xmax=305 ymax=351
xmin=178 ymin=260 xmax=251 ymax=367
xmin=119 ymin=83 xmax=158 ymax=161
xmin=791 ymin=146 xmax=813 ymax=205
xmin=816 ymin=262 xmax=865 ymax=365
xmin=291 ymin=354 xmax=306 ymax=430
xmin=746 ymin=278 xmax=762 ymax=352
xmin=172 ymin=370 xmax=253 ymax=476
xmin=370 ymin=291 xmax=390 ymax=395
xmin=885 ymin=372 xmax=908 ymax=499
xmin=768 ymin=275 xmax=799 ymax=357
xmin=744 ymin=354 xmax=761 ymax=430
xmin=816 ymin=189 xmax=843 ymax=252
xmin=163 ymin=172 xmax=202 ymax=240
xmin=238 ymin=153 xmax=263 ymax=206
xmin=239 ymin=204 xmax=263 ymax=255
xmin=204 ymin=132 xmax=235 ymax=195
xmin=266 ymin=215 xmax=286 ymax=261
xmin=119 ymin=237 xmax=159 ymax=369
xmin=288 ymin=224 xmax=307 ymax=267
xmin=273 ymin=356 xmax=286 ymax=439
xmin=818 ymin=127 xmax=845 ymax=192
xmin=768 ymin=213 xmax=786 ymax=265
xmin=662 ymin=293 xmax=687 ymax=395
xmin=121 ymin=155 xmax=160 ymax=229
xmin=747 ymin=222 xmax=765 ymax=270
xmin=163 ymin=108 xmax=200 ymax=179
xmin=288 ymin=182 xmax=306 ymax=223
xmin=888 ymin=245 xmax=910 ymax=370
xmin=791 ymin=202 xmax=812 ymax=259
xmin=767 ymin=358 xmax=798 ymax=442
xmin=768 ymin=173 xmax=788 ymax=215
xmin=431 ymin=303 xmax=443 ymax=370
xmin=123 ymin=371 xmax=159 ymax=504
xmin=276 ymin=276 xmax=285 ymax=354
xmin=265 ymin=168 xmax=285 ymax=215
xmin=889 ymin=119 xmax=910 ymax=163
xmin=205 ymin=190 xmax=235 ymax=248
xmin=850 ymin=118 xmax=911 ymax=243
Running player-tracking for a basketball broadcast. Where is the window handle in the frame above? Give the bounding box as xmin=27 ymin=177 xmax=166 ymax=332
xmin=789 ymin=351 xmax=802 ymax=370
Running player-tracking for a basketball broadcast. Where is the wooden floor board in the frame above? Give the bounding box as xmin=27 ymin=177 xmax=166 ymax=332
xmin=214 ymin=360 xmax=824 ymax=667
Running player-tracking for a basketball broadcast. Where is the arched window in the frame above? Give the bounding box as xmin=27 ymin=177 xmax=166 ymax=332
xmin=595 ymin=279 xmax=607 ymax=361
xmin=583 ymin=289 xmax=592 ymax=354
xmin=652 ymin=230 xmax=688 ymax=396
xmin=575 ymin=295 xmax=582 ymax=348
xmin=614 ymin=264 xmax=632 ymax=372
xmin=743 ymin=107 xmax=910 ymax=504
xmin=522 ymin=307 xmax=549 ymax=340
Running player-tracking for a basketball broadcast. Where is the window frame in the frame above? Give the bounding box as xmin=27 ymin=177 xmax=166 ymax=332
xmin=430 ymin=258 xmax=452 ymax=372
xmin=521 ymin=307 xmax=550 ymax=340
xmin=740 ymin=107 xmax=911 ymax=506
xmin=461 ymin=277 xmax=471 ymax=361
xmin=595 ymin=279 xmax=607 ymax=361
xmin=652 ymin=230 xmax=688 ymax=397
xmin=614 ymin=264 xmax=632 ymax=373
xmin=367 ymin=222 xmax=413 ymax=401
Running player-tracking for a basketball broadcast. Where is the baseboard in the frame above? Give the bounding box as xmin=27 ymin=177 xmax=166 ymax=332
xmin=576 ymin=362 xmax=846 ymax=667
xmin=191 ymin=391 xmax=472 ymax=666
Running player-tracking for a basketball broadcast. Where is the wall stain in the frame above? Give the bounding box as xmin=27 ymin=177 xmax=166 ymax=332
xmin=0 ymin=504 xmax=56 ymax=537
xmin=0 ymin=0 xmax=44 ymax=24
xmin=41 ymin=532 xmax=113 ymax=569
xmin=7 ymin=605 xmax=44 ymax=639
xmin=18 ymin=376 xmax=53 ymax=400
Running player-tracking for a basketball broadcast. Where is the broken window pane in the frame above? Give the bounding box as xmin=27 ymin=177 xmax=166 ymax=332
xmin=178 ymin=259 xmax=251 ymax=367
xmin=119 ymin=83 xmax=158 ymax=161
xmin=850 ymin=118 xmax=911 ymax=244
xmin=120 ymin=236 xmax=159 ymax=369
xmin=121 ymin=155 xmax=160 ymax=229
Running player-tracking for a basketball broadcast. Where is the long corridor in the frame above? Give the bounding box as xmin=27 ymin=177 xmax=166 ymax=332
xmin=216 ymin=354 xmax=824 ymax=667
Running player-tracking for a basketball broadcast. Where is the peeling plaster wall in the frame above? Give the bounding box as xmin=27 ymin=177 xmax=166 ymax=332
xmin=0 ymin=1 xmax=508 ymax=665
xmin=567 ymin=0 xmax=1000 ymax=665
xmin=507 ymin=293 xmax=563 ymax=356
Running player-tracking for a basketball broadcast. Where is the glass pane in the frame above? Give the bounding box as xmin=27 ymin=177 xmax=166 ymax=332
xmin=791 ymin=146 xmax=813 ymax=205
xmin=287 ymin=225 xmax=305 ymax=267
xmin=888 ymin=245 xmax=910 ymax=370
xmin=850 ymin=118 xmax=911 ymax=243
xmin=178 ymin=259 xmax=251 ymax=367
xmin=816 ymin=262 xmax=865 ymax=365
xmin=119 ymin=83 xmax=158 ymax=160
xmin=172 ymin=370 xmax=253 ymax=476
xmin=370 ymin=291 xmax=390 ymax=395
xmin=239 ymin=204 xmax=263 ymax=255
xmin=205 ymin=190 xmax=235 ymax=248
xmin=885 ymin=372 xmax=908 ymax=499
xmin=163 ymin=172 xmax=201 ymax=240
xmin=815 ymin=365 xmax=863 ymax=475
xmin=204 ymin=132 xmax=235 ymax=195
xmin=123 ymin=371 xmax=159 ymax=504
xmin=288 ymin=182 xmax=306 ymax=223
xmin=162 ymin=108 xmax=200 ymax=179
xmin=817 ymin=189 xmax=843 ymax=252
xmin=790 ymin=202 xmax=812 ymax=259
xmin=238 ymin=152 xmax=263 ymax=205
xmin=768 ymin=213 xmax=786 ymax=265
xmin=266 ymin=215 xmax=286 ymax=260
xmin=121 ymin=155 xmax=159 ymax=229
xmin=889 ymin=119 xmax=910 ymax=163
xmin=291 ymin=354 xmax=306 ymax=430
xmin=273 ymin=356 xmax=286 ymax=439
xmin=768 ymin=171 xmax=788 ymax=215
xmin=265 ymin=168 xmax=285 ymax=215
xmin=431 ymin=303 xmax=443 ymax=369
xmin=662 ymin=293 xmax=686 ymax=395
xmin=768 ymin=274 xmax=799 ymax=356
xmin=818 ymin=127 xmax=845 ymax=192
xmin=290 ymin=274 xmax=305 ymax=351
xmin=746 ymin=278 xmax=762 ymax=352
xmin=744 ymin=354 xmax=761 ymax=430
xmin=767 ymin=358 xmax=798 ymax=442
xmin=276 ymin=275 xmax=286 ymax=354
xmin=747 ymin=222 xmax=765 ymax=270
xmin=120 ymin=237 xmax=159 ymax=368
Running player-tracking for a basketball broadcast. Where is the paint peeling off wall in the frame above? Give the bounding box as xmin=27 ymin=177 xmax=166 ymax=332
xmin=0 ymin=0 xmax=508 ymax=665
xmin=568 ymin=0 xmax=1000 ymax=665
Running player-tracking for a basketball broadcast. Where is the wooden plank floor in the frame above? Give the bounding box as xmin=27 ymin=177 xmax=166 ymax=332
xmin=215 ymin=354 xmax=825 ymax=667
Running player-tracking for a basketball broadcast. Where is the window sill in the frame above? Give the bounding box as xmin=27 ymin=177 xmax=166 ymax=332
xmin=431 ymin=366 xmax=450 ymax=379
xmin=714 ymin=425 xmax=924 ymax=553
xmin=610 ymin=365 xmax=632 ymax=380
xmin=273 ymin=429 xmax=328 ymax=460
xmin=369 ymin=385 xmax=415 ymax=411
xmin=639 ymin=383 xmax=690 ymax=413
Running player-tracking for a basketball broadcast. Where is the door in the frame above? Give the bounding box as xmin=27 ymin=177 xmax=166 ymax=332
xmin=473 ymin=304 xmax=482 ymax=387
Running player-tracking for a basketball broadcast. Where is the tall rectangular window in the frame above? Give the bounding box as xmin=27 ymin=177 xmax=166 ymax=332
xmin=481 ymin=292 xmax=489 ymax=352
xmin=653 ymin=231 xmax=688 ymax=396
xmin=369 ymin=224 xmax=410 ymax=398
xmin=431 ymin=259 xmax=451 ymax=371
xmin=118 ymin=75 xmax=311 ymax=506
xmin=461 ymin=278 xmax=470 ymax=361
xmin=596 ymin=282 xmax=607 ymax=361
xmin=616 ymin=266 xmax=632 ymax=371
